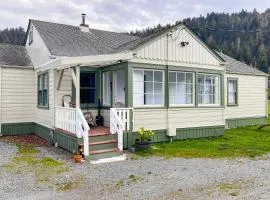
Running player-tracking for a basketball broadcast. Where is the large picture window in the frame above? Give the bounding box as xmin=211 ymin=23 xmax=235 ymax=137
xmin=198 ymin=73 xmax=220 ymax=105
xmin=133 ymin=69 xmax=164 ymax=106
xmin=169 ymin=71 xmax=194 ymax=105
xmin=80 ymin=72 xmax=96 ymax=104
xmin=103 ymin=71 xmax=112 ymax=106
xmin=227 ymin=79 xmax=238 ymax=105
xmin=38 ymin=73 xmax=49 ymax=108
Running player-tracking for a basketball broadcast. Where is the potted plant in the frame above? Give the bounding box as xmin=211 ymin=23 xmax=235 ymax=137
xmin=135 ymin=127 xmax=155 ymax=150
xmin=73 ymin=152 xmax=83 ymax=163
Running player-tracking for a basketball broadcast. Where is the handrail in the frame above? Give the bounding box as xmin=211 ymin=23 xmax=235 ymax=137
xmin=110 ymin=107 xmax=132 ymax=151
xmin=55 ymin=106 xmax=90 ymax=158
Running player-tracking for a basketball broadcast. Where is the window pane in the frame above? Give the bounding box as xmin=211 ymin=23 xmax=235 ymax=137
xmin=154 ymin=94 xmax=162 ymax=105
xmin=144 ymin=70 xmax=153 ymax=81
xmin=154 ymin=71 xmax=163 ymax=82
xmin=177 ymin=72 xmax=185 ymax=82
xmin=44 ymin=74 xmax=48 ymax=89
xmin=154 ymin=82 xmax=162 ymax=93
xmin=38 ymin=91 xmax=43 ymax=105
xmin=169 ymin=72 xmax=176 ymax=82
xmin=81 ymin=73 xmax=95 ymax=88
xmin=169 ymin=83 xmax=177 ymax=96
xmin=186 ymin=73 xmax=193 ymax=84
xmin=145 ymin=82 xmax=153 ymax=93
xmin=39 ymin=75 xmax=43 ymax=90
xmin=80 ymin=88 xmax=95 ymax=104
xmin=133 ymin=70 xmax=143 ymax=82
xmin=43 ymin=90 xmax=48 ymax=105
xmin=103 ymin=72 xmax=111 ymax=106
xmin=134 ymin=94 xmax=144 ymax=105
xmin=133 ymin=82 xmax=144 ymax=94
xmin=145 ymin=94 xmax=153 ymax=104
xmin=228 ymin=80 xmax=237 ymax=104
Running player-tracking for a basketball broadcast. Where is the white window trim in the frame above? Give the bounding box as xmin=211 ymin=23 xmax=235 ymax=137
xmin=197 ymin=73 xmax=221 ymax=106
xmin=102 ymin=71 xmax=112 ymax=107
xmin=133 ymin=68 xmax=165 ymax=107
xmin=169 ymin=71 xmax=196 ymax=106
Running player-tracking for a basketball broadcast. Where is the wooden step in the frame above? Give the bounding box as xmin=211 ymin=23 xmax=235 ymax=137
xmin=89 ymin=132 xmax=110 ymax=137
xmin=88 ymin=134 xmax=117 ymax=142
xmin=90 ymin=149 xmax=122 ymax=160
xmin=90 ymin=148 xmax=119 ymax=155
xmin=79 ymin=140 xmax=118 ymax=151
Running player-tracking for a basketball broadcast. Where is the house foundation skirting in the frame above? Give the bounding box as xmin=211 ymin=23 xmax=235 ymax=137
xmin=1 ymin=122 xmax=79 ymax=153
xmin=123 ymin=125 xmax=225 ymax=149
xmin=226 ymin=117 xmax=267 ymax=129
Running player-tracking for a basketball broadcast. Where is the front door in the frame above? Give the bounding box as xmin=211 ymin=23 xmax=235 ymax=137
xmin=113 ymin=70 xmax=125 ymax=108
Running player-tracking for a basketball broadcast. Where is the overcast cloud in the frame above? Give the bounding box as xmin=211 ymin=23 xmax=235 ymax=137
xmin=1 ymin=0 xmax=270 ymax=32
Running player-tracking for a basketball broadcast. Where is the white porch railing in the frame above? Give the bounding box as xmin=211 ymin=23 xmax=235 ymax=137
xmin=110 ymin=108 xmax=132 ymax=151
xmin=55 ymin=106 xmax=90 ymax=157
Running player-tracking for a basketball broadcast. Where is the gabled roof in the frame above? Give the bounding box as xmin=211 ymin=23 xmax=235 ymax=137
xmin=28 ymin=20 xmax=139 ymax=57
xmin=0 ymin=43 xmax=33 ymax=68
xmin=217 ymin=52 xmax=267 ymax=76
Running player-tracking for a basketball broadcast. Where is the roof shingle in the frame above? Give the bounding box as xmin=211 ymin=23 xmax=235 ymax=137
xmin=217 ymin=52 xmax=267 ymax=76
xmin=0 ymin=44 xmax=32 ymax=67
xmin=31 ymin=20 xmax=139 ymax=57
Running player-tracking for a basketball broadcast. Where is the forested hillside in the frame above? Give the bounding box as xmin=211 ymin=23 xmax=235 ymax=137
xmin=129 ymin=9 xmax=270 ymax=73
xmin=0 ymin=27 xmax=25 ymax=46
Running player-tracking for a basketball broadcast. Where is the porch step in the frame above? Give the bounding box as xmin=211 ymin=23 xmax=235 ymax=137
xmin=89 ymin=134 xmax=117 ymax=142
xmin=79 ymin=140 xmax=118 ymax=151
xmin=89 ymin=148 xmax=122 ymax=160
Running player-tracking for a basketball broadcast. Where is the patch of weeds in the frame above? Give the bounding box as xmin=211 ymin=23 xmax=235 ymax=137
xmin=229 ymin=192 xmax=239 ymax=196
xmin=17 ymin=144 xmax=39 ymax=155
xmin=128 ymin=174 xmax=142 ymax=182
xmin=55 ymin=181 xmax=79 ymax=192
xmin=115 ymin=180 xmax=124 ymax=187
xmin=218 ymin=182 xmax=242 ymax=192
xmin=130 ymin=155 xmax=138 ymax=160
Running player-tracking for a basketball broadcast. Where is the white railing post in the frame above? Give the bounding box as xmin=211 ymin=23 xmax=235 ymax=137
xmin=110 ymin=108 xmax=132 ymax=151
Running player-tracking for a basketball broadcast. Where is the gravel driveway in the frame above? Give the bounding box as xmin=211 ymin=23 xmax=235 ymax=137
xmin=1 ymin=135 xmax=270 ymax=200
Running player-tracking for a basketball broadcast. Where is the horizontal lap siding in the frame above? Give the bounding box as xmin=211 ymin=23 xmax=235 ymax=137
xmin=133 ymin=109 xmax=167 ymax=131
xmin=133 ymin=108 xmax=224 ymax=131
xmin=168 ymin=108 xmax=225 ymax=128
xmin=1 ymin=68 xmax=35 ymax=124
xmin=35 ymin=70 xmax=54 ymax=128
xmin=225 ymin=74 xmax=267 ymax=119
xmin=56 ymin=69 xmax=72 ymax=106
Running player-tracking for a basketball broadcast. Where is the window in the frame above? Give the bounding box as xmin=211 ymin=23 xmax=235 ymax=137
xmin=80 ymin=72 xmax=96 ymax=104
xmin=38 ymin=73 xmax=49 ymax=108
xmin=103 ymin=71 xmax=112 ymax=106
xmin=29 ymin=26 xmax=33 ymax=45
xmin=133 ymin=69 xmax=164 ymax=106
xmin=169 ymin=71 xmax=194 ymax=105
xmin=198 ymin=74 xmax=220 ymax=105
xmin=228 ymin=79 xmax=238 ymax=105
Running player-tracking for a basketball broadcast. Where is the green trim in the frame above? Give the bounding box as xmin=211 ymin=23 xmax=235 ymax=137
xmin=1 ymin=122 xmax=35 ymax=135
xmin=126 ymin=62 xmax=133 ymax=107
xmin=123 ymin=125 xmax=224 ymax=149
xmin=227 ymin=77 xmax=239 ymax=106
xmin=226 ymin=117 xmax=267 ymax=129
xmin=54 ymin=129 xmax=79 ymax=154
xmin=129 ymin=62 xmax=166 ymax=70
xmin=221 ymin=73 xmax=225 ymax=106
xmin=35 ymin=123 xmax=52 ymax=142
xmin=168 ymin=65 xmax=223 ymax=74
xmin=101 ymin=62 xmax=127 ymax=72
xmin=165 ymin=65 xmax=169 ymax=108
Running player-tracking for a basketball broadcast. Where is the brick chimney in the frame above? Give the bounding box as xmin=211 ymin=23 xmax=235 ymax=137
xmin=79 ymin=13 xmax=89 ymax=32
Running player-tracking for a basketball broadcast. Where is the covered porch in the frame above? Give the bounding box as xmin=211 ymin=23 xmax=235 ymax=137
xmin=39 ymin=53 xmax=134 ymax=160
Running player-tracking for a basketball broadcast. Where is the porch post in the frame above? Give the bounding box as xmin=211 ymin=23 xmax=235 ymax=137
xmin=76 ymin=66 xmax=80 ymax=108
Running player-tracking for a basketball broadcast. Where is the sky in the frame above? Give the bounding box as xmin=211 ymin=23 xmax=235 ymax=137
xmin=1 ymin=0 xmax=270 ymax=32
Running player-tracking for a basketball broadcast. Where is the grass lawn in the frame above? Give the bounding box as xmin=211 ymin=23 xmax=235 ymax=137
xmin=136 ymin=102 xmax=270 ymax=158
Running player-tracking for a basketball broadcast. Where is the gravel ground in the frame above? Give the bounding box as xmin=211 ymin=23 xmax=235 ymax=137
xmin=1 ymin=135 xmax=270 ymax=200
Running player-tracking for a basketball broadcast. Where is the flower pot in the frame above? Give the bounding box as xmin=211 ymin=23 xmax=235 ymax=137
xmin=73 ymin=154 xmax=83 ymax=163
xmin=135 ymin=139 xmax=151 ymax=150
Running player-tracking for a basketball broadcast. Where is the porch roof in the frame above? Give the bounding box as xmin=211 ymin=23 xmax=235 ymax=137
xmin=37 ymin=52 xmax=134 ymax=72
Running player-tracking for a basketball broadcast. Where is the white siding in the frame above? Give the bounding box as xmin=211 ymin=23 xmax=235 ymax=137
xmin=132 ymin=107 xmax=224 ymax=131
xmin=225 ymin=73 xmax=267 ymax=119
xmin=55 ymin=69 xmax=72 ymax=106
xmin=132 ymin=26 xmax=222 ymax=70
xmin=35 ymin=69 xmax=55 ymax=127
xmin=25 ymin=24 xmax=51 ymax=68
xmin=1 ymin=67 xmax=36 ymax=123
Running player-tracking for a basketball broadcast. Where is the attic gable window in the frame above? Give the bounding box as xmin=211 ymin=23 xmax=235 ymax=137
xmin=29 ymin=26 xmax=33 ymax=45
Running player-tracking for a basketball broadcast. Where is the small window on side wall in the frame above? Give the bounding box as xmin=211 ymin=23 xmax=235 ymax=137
xmin=227 ymin=79 xmax=238 ymax=106
xmin=38 ymin=73 xmax=49 ymax=108
xmin=29 ymin=26 xmax=33 ymax=45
